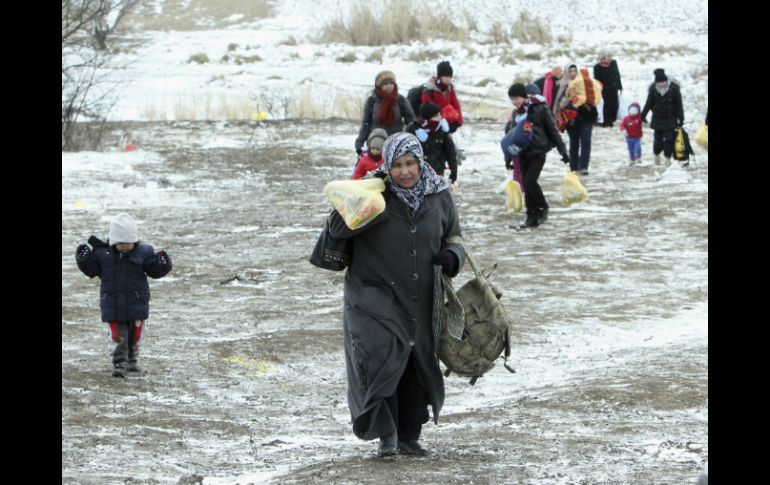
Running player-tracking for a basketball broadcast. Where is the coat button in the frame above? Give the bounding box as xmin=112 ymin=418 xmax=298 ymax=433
xmin=411 ymin=318 xmax=417 ymax=323
xmin=411 ymin=273 xmax=419 ymax=280
xmin=410 ymin=226 xmax=417 ymax=233
xmin=409 ymin=250 xmax=417 ymax=256
xmin=411 ymin=295 xmax=418 ymax=301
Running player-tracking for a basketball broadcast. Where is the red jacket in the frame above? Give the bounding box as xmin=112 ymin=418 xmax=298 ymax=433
xmin=352 ymin=151 xmax=383 ymax=179
xmin=620 ymin=114 xmax=643 ymax=138
xmin=620 ymin=102 xmax=643 ymax=138
xmin=421 ymin=77 xmax=463 ymax=128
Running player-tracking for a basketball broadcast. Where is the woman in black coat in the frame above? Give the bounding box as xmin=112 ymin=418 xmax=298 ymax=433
xmin=328 ymin=132 xmax=465 ymax=457
xmin=593 ymin=52 xmax=623 ymax=127
xmin=641 ymin=68 xmax=684 ymax=164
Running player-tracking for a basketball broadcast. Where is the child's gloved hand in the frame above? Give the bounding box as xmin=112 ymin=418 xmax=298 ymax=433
xmin=155 ymin=250 xmax=169 ymax=266
xmin=415 ymin=128 xmax=429 ymax=143
xmin=439 ymin=119 xmax=450 ymax=133
xmin=76 ymin=244 xmax=92 ymax=261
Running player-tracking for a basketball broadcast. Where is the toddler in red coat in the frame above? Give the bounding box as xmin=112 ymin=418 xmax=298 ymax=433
xmin=352 ymin=128 xmax=388 ymax=179
xmin=620 ymin=102 xmax=643 ymax=164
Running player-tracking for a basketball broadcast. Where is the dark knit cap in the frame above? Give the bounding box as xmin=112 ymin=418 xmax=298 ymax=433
xmin=654 ymin=68 xmax=668 ymax=82
xmin=420 ymin=102 xmax=441 ymax=120
xmin=526 ymin=83 xmax=541 ymax=95
xmin=508 ymin=83 xmax=527 ymax=98
xmin=437 ymin=61 xmax=453 ymax=77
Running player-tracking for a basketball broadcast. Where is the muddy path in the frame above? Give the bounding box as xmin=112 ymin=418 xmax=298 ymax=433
xmin=62 ymin=120 xmax=707 ymax=484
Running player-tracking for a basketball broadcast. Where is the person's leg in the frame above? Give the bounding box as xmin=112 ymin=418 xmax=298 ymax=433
xmin=579 ymin=121 xmax=593 ymax=171
xmin=633 ymin=138 xmax=642 ymax=161
xmin=127 ymin=319 xmax=144 ymax=372
xmin=396 ymin=354 xmax=429 ymax=442
xmin=567 ymin=123 xmax=580 ymax=172
xmin=662 ymin=129 xmax=676 ymax=160
xmin=107 ymin=321 xmax=129 ymax=377
xmin=520 ymin=153 xmax=547 ymax=227
xmin=626 ymin=137 xmax=636 ymax=162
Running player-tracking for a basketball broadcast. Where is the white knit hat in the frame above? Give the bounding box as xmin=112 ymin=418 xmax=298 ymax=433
xmin=109 ymin=212 xmax=138 ymax=244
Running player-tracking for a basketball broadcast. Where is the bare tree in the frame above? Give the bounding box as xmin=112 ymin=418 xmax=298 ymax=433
xmin=61 ymin=0 xmax=135 ymax=150
xmin=62 ymin=0 xmax=137 ymax=50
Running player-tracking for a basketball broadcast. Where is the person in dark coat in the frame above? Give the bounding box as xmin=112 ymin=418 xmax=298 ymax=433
xmin=506 ymin=83 xmax=570 ymax=229
xmin=327 ymin=132 xmax=466 ymax=457
xmin=420 ymin=61 xmax=463 ymax=133
xmin=641 ymin=68 xmax=684 ymax=165
xmin=406 ymin=102 xmax=458 ymax=187
xmin=75 ymin=213 xmax=172 ymax=377
xmin=593 ymin=52 xmax=623 ymax=127
xmin=355 ymin=70 xmax=416 ymax=156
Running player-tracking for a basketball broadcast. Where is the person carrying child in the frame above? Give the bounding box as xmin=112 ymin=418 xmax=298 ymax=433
xmin=406 ymin=102 xmax=458 ymax=189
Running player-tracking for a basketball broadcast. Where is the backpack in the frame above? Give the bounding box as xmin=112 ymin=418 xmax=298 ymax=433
xmin=407 ymin=85 xmax=426 ymax=118
xmin=500 ymin=113 xmax=534 ymax=157
xmin=674 ymin=127 xmax=695 ymax=161
xmin=434 ymin=236 xmax=515 ymax=385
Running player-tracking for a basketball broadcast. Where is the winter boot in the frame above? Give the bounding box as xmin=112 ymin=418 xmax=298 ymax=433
xmin=665 ymin=156 xmax=672 ymax=166
xmin=127 ymin=360 xmax=139 ymax=372
xmin=378 ymin=433 xmax=398 ymax=457
xmin=654 ymin=154 xmax=661 ymax=165
xmin=398 ymin=440 xmax=429 ymax=456
xmin=519 ymin=213 xmax=540 ymax=229
xmin=112 ymin=363 xmax=127 ymax=378
xmin=536 ymin=208 xmax=549 ymax=226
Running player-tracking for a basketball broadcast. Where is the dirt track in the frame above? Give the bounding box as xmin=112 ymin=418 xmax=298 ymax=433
xmin=62 ymin=120 xmax=707 ymax=484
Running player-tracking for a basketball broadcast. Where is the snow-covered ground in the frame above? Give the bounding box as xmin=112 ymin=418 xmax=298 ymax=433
xmin=63 ymin=1 xmax=707 ymax=483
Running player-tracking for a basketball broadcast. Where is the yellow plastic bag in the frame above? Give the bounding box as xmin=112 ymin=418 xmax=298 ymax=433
xmin=695 ymin=123 xmax=708 ymax=149
xmin=323 ymin=177 xmax=386 ymax=229
xmin=504 ymin=179 xmax=523 ymax=213
xmin=561 ymin=171 xmax=589 ymax=207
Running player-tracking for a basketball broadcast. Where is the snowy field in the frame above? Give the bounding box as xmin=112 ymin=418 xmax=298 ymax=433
xmin=62 ymin=1 xmax=708 ymax=483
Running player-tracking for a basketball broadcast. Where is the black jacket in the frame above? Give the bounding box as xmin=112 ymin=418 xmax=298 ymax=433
xmin=328 ymin=189 xmax=465 ymax=439
xmin=355 ymin=92 xmax=416 ymax=152
xmin=405 ymin=122 xmax=458 ymax=182
xmin=520 ymin=102 xmax=568 ymax=158
xmin=76 ymin=237 xmax=172 ymax=322
xmin=593 ymin=60 xmax=623 ymax=92
xmin=641 ymin=81 xmax=684 ymax=131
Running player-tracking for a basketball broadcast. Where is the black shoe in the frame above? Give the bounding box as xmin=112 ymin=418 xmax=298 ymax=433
xmin=112 ymin=366 xmax=126 ymax=378
xmin=378 ymin=433 xmax=398 ymax=457
xmin=127 ymin=361 xmax=139 ymax=372
xmin=536 ymin=209 xmax=549 ymax=226
xmin=398 ymin=440 xmax=429 ymax=456
xmin=519 ymin=214 xmax=540 ymax=229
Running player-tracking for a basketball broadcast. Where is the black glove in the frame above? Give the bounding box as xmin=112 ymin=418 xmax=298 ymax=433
xmin=356 ymin=148 xmax=363 ymax=157
xmin=431 ymin=249 xmax=459 ymax=276
xmin=505 ymin=158 xmax=513 ymax=170
xmin=561 ymin=153 xmax=570 ymax=165
xmin=372 ymin=171 xmax=387 ymax=180
xmin=76 ymin=244 xmax=92 ymax=261
xmin=155 ymin=250 xmax=169 ymax=266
